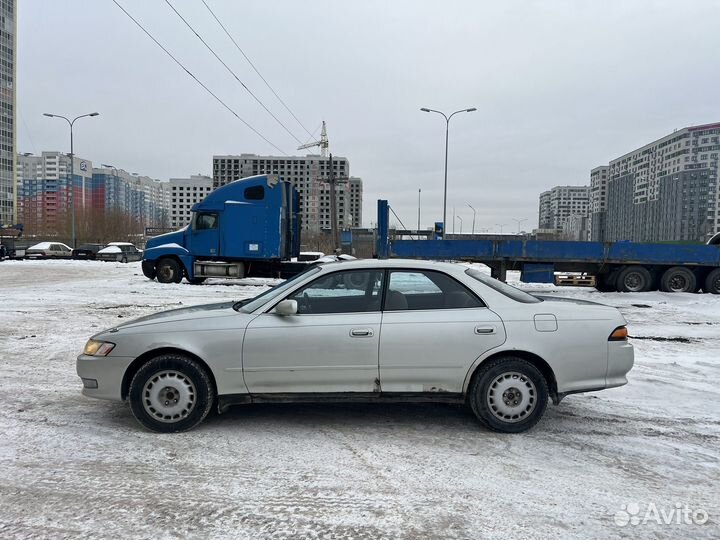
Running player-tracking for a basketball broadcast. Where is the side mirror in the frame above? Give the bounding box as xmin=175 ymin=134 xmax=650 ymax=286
xmin=275 ymin=299 xmax=298 ymax=316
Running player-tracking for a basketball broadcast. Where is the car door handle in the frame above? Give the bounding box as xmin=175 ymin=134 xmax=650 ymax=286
xmin=474 ymin=326 xmax=495 ymax=335
xmin=350 ymin=328 xmax=373 ymax=337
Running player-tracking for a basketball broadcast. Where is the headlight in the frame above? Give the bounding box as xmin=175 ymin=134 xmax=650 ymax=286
xmin=83 ymin=339 xmax=116 ymax=356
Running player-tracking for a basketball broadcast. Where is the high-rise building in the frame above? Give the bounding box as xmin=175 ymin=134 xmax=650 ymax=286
xmin=166 ymin=174 xmax=213 ymax=228
xmin=17 ymin=154 xmax=168 ymax=235
xmin=592 ymin=123 xmax=720 ymax=243
xmin=212 ymin=154 xmax=363 ymax=230
xmin=588 ymin=166 xmax=609 ymax=241
xmin=0 ymin=1 xmax=16 ymax=226
xmin=93 ymin=166 xmax=167 ymax=229
xmin=538 ymin=185 xmax=590 ymax=231
xmin=17 ymin=152 xmax=94 ymax=235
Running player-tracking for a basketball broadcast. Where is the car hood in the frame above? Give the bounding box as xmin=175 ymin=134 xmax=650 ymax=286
xmin=110 ymin=301 xmax=238 ymax=330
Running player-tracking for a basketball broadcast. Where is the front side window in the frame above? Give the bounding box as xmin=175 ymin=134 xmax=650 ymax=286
xmin=193 ymin=212 xmax=218 ymax=231
xmin=288 ymin=270 xmax=384 ymax=314
xmin=385 ymin=270 xmax=484 ymax=311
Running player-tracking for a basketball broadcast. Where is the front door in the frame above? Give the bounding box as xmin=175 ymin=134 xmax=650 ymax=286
xmin=187 ymin=211 xmax=220 ymax=258
xmin=379 ymin=269 xmax=507 ymax=393
xmin=243 ymin=269 xmax=385 ymax=394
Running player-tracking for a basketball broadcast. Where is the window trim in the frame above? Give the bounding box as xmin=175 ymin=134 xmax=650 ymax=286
xmin=382 ymin=268 xmax=486 ymax=311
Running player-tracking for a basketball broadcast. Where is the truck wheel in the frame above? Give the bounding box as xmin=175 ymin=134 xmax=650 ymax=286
xmin=128 ymin=353 xmax=215 ymax=433
xmin=704 ymin=269 xmax=720 ymax=294
xmin=141 ymin=260 xmax=157 ymax=280
xmin=156 ymin=258 xmax=182 ymax=284
xmin=660 ymin=266 xmax=697 ymax=293
xmin=616 ymin=265 xmax=652 ymax=293
xmin=596 ymin=268 xmax=619 ymax=292
xmin=468 ymin=356 xmax=549 ymax=433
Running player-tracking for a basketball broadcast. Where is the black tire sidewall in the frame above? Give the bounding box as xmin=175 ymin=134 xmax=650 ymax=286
xmin=661 ymin=267 xmax=696 ymax=293
xmin=156 ymin=258 xmax=180 ymax=284
xmin=128 ymin=354 xmax=214 ymax=433
xmin=470 ymin=357 xmax=549 ymax=433
xmin=705 ymin=269 xmax=720 ymax=294
xmin=617 ymin=266 xmax=651 ymax=292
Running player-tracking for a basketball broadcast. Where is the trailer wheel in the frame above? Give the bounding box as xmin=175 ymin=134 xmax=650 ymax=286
xmin=157 ymin=258 xmax=182 ymax=284
xmin=660 ymin=266 xmax=697 ymax=293
xmin=704 ymin=269 xmax=720 ymax=294
xmin=596 ymin=268 xmax=620 ymax=292
xmin=616 ymin=265 xmax=652 ymax=293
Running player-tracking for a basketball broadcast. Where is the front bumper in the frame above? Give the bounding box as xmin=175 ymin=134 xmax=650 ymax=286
xmin=76 ymin=354 xmax=135 ymax=401
xmin=607 ymin=341 xmax=634 ymax=388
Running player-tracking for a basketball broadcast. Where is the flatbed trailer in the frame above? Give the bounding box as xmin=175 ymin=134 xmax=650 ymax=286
xmin=375 ymin=200 xmax=720 ymax=293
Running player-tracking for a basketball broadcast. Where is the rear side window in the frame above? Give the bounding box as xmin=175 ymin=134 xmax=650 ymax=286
xmin=244 ymin=185 xmax=265 ymax=200
xmin=385 ymin=270 xmax=484 ymax=311
xmin=465 ymin=268 xmax=541 ymax=303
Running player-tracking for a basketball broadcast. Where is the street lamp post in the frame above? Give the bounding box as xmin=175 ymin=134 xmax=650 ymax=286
xmin=457 ymin=215 xmax=463 ymax=234
xmin=467 ymin=204 xmax=477 ymax=235
xmin=417 ymin=188 xmax=421 ymax=233
xmin=512 ymin=217 xmax=528 ymax=235
xmin=420 ymin=106 xmax=476 ymax=238
xmin=496 ymin=223 xmax=507 ymax=234
xmin=43 ymin=112 xmax=99 ymax=248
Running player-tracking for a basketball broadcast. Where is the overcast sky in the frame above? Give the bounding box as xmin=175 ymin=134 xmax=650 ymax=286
xmin=18 ymin=0 xmax=720 ymax=232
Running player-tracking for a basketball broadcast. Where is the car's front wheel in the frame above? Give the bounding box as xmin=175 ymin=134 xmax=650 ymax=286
xmin=128 ymin=353 xmax=215 ymax=432
xmin=469 ymin=356 xmax=548 ymax=433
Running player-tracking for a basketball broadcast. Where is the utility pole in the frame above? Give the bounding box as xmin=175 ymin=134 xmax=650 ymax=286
xmin=467 ymin=204 xmax=476 ymax=235
xmin=417 ymin=188 xmax=421 ymax=232
xmin=452 ymin=206 xmax=456 ymax=235
xmin=328 ymin=153 xmax=339 ymax=252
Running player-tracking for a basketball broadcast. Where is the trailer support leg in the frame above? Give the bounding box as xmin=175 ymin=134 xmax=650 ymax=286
xmin=491 ymin=261 xmax=508 ymax=282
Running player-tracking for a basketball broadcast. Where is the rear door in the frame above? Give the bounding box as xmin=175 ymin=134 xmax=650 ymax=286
xmin=379 ymin=269 xmax=506 ymax=393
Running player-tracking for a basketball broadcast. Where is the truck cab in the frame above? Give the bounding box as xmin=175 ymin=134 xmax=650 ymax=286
xmin=142 ymin=175 xmax=300 ymax=283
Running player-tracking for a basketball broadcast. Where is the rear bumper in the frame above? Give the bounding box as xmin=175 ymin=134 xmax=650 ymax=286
xmin=607 ymin=341 xmax=634 ymax=388
xmin=76 ymin=354 xmax=135 ymax=401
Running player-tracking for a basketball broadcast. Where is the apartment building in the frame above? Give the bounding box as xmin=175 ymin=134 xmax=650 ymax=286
xmin=538 ymin=185 xmax=590 ymax=231
xmin=0 ymin=0 xmax=16 ymax=226
xmin=592 ymin=122 xmax=720 ymax=242
xmin=166 ymin=175 xmax=213 ymax=228
xmin=212 ymin=154 xmax=363 ymax=230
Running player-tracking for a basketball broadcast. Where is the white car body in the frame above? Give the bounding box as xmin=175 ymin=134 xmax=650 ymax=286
xmin=77 ymin=259 xmax=634 ymax=432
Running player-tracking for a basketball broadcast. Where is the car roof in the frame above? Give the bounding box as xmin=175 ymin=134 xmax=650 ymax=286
xmin=317 ymin=258 xmax=465 ymax=273
xmin=107 ymin=242 xmax=134 ymax=246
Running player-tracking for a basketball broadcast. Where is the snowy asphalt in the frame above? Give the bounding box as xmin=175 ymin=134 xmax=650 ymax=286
xmin=0 ymin=260 xmax=718 ymax=539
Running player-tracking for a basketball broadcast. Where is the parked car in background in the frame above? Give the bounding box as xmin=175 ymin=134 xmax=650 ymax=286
xmin=25 ymin=242 xmax=73 ymax=259
xmin=96 ymin=242 xmax=143 ymax=263
xmin=72 ymin=243 xmax=106 ymax=260
xmin=77 ymin=259 xmax=634 ymax=433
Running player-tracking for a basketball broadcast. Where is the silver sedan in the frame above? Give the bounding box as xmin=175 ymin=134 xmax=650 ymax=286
xmin=77 ymin=259 xmax=634 ymax=433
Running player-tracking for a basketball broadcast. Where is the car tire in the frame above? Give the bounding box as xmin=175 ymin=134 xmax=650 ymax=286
xmin=616 ymin=265 xmax=652 ymax=292
xmin=156 ymin=258 xmax=182 ymax=284
xmin=128 ymin=353 xmax=215 ymax=433
xmin=469 ymin=356 xmax=548 ymax=433
xmin=704 ymin=268 xmax=720 ymax=294
xmin=660 ymin=266 xmax=697 ymax=293
xmin=121 ymin=256 xmax=128 ymax=264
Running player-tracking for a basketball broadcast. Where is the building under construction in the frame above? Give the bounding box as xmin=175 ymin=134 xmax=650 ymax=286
xmin=212 ymin=153 xmax=362 ymax=231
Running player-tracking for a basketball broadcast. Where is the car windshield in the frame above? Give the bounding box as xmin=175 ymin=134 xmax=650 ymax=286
xmin=233 ymin=265 xmax=322 ymax=313
xmin=465 ymin=268 xmax=542 ymax=304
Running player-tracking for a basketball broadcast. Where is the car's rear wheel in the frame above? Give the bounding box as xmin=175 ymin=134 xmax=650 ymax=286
xmin=156 ymin=257 xmax=183 ymax=284
xmin=469 ymin=356 xmax=548 ymax=433
xmin=128 ymin=353 xmax=214 ymax=433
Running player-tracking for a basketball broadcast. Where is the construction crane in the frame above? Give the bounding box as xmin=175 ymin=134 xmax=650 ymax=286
xmin=296 ymin=121 xmax=346 ymax=251
xmin=297 ymin=121 xmax=329 ymax=157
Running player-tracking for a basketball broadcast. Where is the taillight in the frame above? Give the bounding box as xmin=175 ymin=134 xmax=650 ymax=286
xmin=609 ymin=326 xmax=628 ymax=341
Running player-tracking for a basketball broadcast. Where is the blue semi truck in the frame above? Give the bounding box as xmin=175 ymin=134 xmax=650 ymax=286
xmin=142 ymin=175 xmax=304 ymax=283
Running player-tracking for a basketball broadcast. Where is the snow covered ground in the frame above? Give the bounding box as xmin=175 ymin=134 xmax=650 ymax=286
xmin=0 ymin=260 xmax=718 ymax=539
